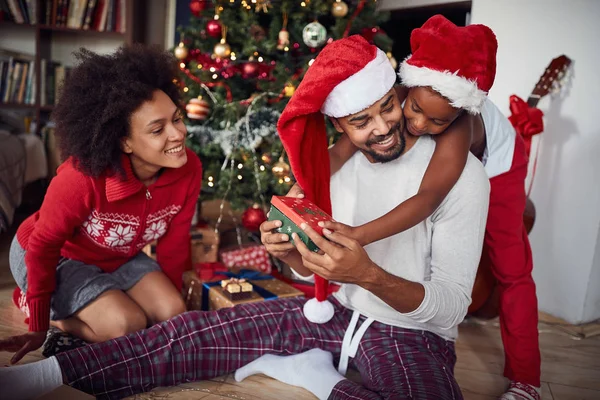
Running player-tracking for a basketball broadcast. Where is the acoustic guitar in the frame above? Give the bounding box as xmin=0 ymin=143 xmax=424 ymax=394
xmin=468 ymin=55 xmax=573 ymax=317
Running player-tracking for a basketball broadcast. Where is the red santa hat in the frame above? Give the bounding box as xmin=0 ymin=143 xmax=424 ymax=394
xmin=277 ymin=35 xmax=396 ymax=323
xmin=399 ymin=15 xmax=498 ymax=114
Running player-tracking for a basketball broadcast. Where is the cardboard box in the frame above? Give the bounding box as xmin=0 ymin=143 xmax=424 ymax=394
xmin=142 ymin=226 xmax=220 ymax=265
xmin=268 ymin=196 xmax=332 ymax=252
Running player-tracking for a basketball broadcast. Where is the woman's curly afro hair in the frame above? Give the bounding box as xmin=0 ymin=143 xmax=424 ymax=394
xmin=52 ymin=44 xmax=182 ymax=178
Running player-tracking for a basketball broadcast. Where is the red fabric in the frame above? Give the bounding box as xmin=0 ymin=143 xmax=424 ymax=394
xmin=16 ymin=148 xmax=202 ymax=332
xmin=485 ymin=135 xmax=541 ymax=386
xmin=508 ymin=94 xmax=544 ymax=157
xmin=407 ymin=15 xmax=498 ymax=92
xmin=194 ymin=262 xmax=228 ymax=282
xmin=277 ymin=35 xmax=378 ymax=302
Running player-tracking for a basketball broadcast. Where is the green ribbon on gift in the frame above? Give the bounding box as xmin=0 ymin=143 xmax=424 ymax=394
xmin=201 ymin=269 xmax=276 ymax=311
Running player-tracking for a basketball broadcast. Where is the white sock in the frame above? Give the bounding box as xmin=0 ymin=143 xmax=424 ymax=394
xmin=235 ymin=348 xmax=345 ymax=400
xmin=0 ymin=356 xmax=63 ymax=400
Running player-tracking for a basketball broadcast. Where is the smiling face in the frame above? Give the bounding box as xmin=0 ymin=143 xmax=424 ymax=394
xmin=403 ymin=86 xmax=463 ymax=137
xmin=332 ymin=88 xmax=408 ymax=163
xmin=121 ymin=90 xmax=188 ymax=181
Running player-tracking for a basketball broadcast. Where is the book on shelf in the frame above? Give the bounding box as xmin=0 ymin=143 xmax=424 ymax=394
xmin=0 ymin=48 xmax=35 ymax=105
xmin=0 ymin=0 xmax=36 ymax=24
xmin=43 ymin=0 xmax=126 ymax=32
xmin=1 ymin=0 xmax=126 ymax=32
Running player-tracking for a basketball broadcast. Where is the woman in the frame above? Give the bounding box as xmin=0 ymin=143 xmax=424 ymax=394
xmin=2 ymin=44 xmax=202 ymax=364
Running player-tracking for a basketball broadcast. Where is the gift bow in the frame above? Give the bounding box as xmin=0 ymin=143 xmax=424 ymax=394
xmin=201 ymin=269 xmax=277 ymax=310
xmin=508 ymin=95 xmax=544 ymax=157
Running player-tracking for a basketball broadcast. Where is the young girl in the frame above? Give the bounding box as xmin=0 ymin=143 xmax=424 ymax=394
xmin=321 ymin=15 xmax=541 ymax=400
xmin=1 ymin=45 xmax=202 ymax=364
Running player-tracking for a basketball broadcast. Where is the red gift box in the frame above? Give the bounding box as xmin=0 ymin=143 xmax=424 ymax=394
xmin=194 ymin=262 xmax=228 ymax=282
xmin=220 ymin=244 xmax=273 ymax=273
xmin=269 ymin=196 xmax=333 ymax=252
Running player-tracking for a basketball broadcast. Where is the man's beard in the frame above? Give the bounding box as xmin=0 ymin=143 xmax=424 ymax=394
xmin=363 ymin=122 xmax=405 ymax=163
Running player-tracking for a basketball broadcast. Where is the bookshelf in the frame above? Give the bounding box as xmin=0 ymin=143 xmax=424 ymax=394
xmin=0 ymin=0 xmax=144 ymax=134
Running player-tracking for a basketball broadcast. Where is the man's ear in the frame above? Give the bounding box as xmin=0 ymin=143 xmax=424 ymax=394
xmin=330 ymin=117 xmax=344 ymax=133
xmin=120 ymin=137 xmax=133 ymax=154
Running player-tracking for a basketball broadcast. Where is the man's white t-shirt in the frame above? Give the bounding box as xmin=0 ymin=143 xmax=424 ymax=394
xmin=301 ymin=136 xmax=490 ymax=341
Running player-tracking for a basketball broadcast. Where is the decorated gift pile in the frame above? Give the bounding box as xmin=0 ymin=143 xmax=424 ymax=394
xmin=220 ymin=243 xmax=272 ymax=273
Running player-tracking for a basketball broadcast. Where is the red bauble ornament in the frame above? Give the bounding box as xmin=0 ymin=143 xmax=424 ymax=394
xmin=242 ymin=205 xmax=267 ymax=232
xmin=206 ymin=20 xmax=222 ymax=38
xmin=189 ymin=0 xmax=207 ymax=17
xmin=242 ymin=62 xmax=259 ymax=78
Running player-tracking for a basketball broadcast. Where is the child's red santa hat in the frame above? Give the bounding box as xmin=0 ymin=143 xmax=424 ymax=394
xmin=277 ymin=35 xmax=396 ymax=323
xmin=399 ymin=14 xmax=498 ymax=114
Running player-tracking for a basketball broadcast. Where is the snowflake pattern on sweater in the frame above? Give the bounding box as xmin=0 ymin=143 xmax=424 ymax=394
xmin=81 ymin=205 xmax=181 ymax=254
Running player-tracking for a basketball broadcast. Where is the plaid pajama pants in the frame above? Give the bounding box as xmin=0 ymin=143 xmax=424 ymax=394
xmin=56 ymin=296 xmax=463 ymax=400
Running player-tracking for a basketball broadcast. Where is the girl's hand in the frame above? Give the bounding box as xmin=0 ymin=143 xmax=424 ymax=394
xmin=0 ymin=331 xmax=47 ymax=364
xmin=318 ymin=221 xmax=366 ymax=246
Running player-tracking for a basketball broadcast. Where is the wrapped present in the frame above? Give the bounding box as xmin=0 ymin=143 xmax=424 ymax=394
xmin=143 ymin=226 xmax=220 ymax=266
xmin=220 ymin=244 xmax=272 ymax=273
xmin=191 ymin=226 xmax=220 ymax=264
xmin=268 ymin=196 xmax=333 ymax=252
xmin=183 ymin=268 xmax=304 ymax=311
xmin=203 ymin=269 xmax=304 ymax=311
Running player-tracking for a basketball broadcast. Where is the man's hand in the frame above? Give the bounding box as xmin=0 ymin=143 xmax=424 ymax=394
xmin=0 ymin=331 xmax=46 ymax=364
xmin=318 ymin=220 xmax=367 ymax=246
xmin=260 ymin=220 xmax=296 ymax=260
xmin=292 ymin=223 xmax=377 ymax=285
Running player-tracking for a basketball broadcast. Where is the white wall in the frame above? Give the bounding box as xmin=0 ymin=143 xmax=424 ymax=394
xmin=471 ymin=0 xmax=600 ymax=324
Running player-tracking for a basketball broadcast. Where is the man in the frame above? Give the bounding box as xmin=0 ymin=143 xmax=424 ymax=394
xmin=0 ymin=36 xmax=489 ymax=400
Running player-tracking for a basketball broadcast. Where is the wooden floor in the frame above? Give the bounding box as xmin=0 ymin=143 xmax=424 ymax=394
xmin=1 ymin=230 xmax=599 ymax=399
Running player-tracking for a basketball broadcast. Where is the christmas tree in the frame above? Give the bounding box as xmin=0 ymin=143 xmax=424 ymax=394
xmin=175 ymin=0 xmax=395 ymax=217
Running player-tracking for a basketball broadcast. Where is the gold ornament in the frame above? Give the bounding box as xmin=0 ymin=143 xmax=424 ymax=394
xmin=387 ymin=52 xmax=398 ymax=70
xmin=272 ymin=156 xmax=290 ymax=179
xmin=284 ymin=83 xmax=295 ymax=97
xmin=331 ymin=0 xmax=348 ymax=18
xmin=174 ymin=42 xmax=189 ymax=60
xmin=255 ymin=0 xmax=271 ymax=13
xmin=214 ymin=39 xmax=231 ymax=58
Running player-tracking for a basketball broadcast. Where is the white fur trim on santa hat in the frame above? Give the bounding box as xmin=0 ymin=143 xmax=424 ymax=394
xmin=399 ymin=58 xmax=487 ymax=114
xmin=321 ymin=48 xmax=396 ymax=118
xmin=303 ymin=298 xmax=335 ymax=324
